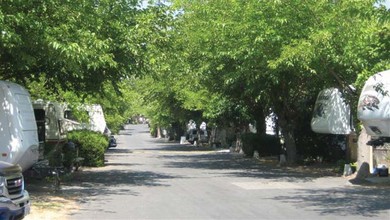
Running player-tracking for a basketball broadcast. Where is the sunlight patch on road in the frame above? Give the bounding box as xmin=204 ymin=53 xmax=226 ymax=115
xmin=232 ymin=181 xmax=302 ymax=190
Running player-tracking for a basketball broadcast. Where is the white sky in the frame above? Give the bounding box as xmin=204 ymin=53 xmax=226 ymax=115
xmin=378 ymin=0 xmax=390 ymax=8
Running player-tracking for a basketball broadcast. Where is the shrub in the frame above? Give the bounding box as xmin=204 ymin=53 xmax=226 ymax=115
xmin=241 ymin=133 xmax=281 ymax=157
xmin=241 ymin=133 xmax=256 ymax=157
xmin=67 ymin=130 xmax=108 ymax=167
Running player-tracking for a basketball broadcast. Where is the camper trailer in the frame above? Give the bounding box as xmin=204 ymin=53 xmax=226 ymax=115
xmin=62 ymin=104 xmax=87 ymax=132
xmin=358 ymin=70 xmax=390 ymax=137
xmin=311 ymin=88 xmax=352 ymax=135
xmin=357 ymin=69 xmax=390 ymax=175
xmin=0 ymin=80 xmax=39 ymax=171
xmin=0 ymin=80 xmax=33 ymax=218
xmin=84 ymin=104 xmax=107 ymax=134
xmin=33 ymin=100 xmax=69 ymax=160
xmin=62 ymin=104 xmax=108 ymax=134
xmin=33 ymin=100 xmax=67 ymax=143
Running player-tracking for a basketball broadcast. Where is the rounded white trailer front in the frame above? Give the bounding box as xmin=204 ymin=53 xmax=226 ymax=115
xmin=358 ymin=70 xmax=390 ymax=137
xmin=311 ymin=88 xmax=352 ymax=135
xmin=85 ymin=104 xmax=107 ymax=134
xmin=0 ymin=81 xmax=39 ymax=171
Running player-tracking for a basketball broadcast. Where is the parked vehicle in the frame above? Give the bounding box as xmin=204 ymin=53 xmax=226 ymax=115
xmin=84 ymin=104 xmax=108 ymax=134
xmin=62 ymin=103 xmax=115 ymax=151
xmin=311 ymin=70 xmax=390 ymax=175
xmin=311 ymin=87 xmax=353 ymax=135
xmin=0 ymin=80 xmax=39 ymax=171
xmin=33 ymin=100 xmax=68 ymax=142
xmin=186 ymin=120 xmax=198 ymax=144
xmin=63 ymin=104 xmax=109 ymax=134
xmin=33 ymin=100 xmax=69 ymax=161
xmin=108 ymin=135 xmax=117 ymax=148
xmin=358 ymin=69 xmax=390 ymax=139
xmin=0 ymin=161 xmax=30 ymax=219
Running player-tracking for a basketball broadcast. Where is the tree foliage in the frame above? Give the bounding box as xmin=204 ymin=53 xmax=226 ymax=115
xmin=1 ymin=0 xmax=389 ymax=164
xmin=0 ymin=0 xmax=170 ymax=94
xmin=167 ymin=0 xmax=389 ymax=162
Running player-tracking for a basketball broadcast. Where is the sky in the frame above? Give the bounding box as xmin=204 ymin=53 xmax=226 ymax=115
xmin=378 ymin=0 xmax=390 ymax=8
xmin=385 ymin=0 xmax=390 ymax=8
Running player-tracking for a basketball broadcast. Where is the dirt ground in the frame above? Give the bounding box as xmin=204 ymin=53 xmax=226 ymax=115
xmin=23 ymin=178 xmax=80 ymax=220
xmin=25 ymin=196 xmax=78 ymax=220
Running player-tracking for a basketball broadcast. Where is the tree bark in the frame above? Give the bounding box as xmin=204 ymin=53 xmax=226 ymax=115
xmin=283 ymin=129 xmax=297 ymax=163
xmin=278 ymin=112 xmax=297 ymax=164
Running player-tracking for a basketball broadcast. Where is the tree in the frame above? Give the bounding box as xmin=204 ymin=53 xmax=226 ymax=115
xmin=0 ymin=0 xmax=170 ymax=94
xmin=169 ymin=0 xmax=389 ymax=163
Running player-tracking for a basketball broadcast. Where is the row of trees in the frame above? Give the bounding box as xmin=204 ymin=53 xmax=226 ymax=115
xmin=142 ymin=0 xmax=389 ymax=163
xmin=1 ymin=1 xmax=389 ymax=163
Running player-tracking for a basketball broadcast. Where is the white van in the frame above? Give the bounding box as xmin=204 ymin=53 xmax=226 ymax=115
xmin=0 ymin=80 xmax=39 ymax=171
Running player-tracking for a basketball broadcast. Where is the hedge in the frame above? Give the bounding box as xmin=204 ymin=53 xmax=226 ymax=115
xmin=241 ymin=133 xmax=281 ymax=157
xmin=67 ymin=130 xmax=108 ymax=167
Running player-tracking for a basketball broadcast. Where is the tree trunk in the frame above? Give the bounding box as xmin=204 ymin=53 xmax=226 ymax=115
xmin=278 ymin=113 xmax=297 ymax=164
xmin=283 ymin=129 xmax=297 ymax=163
xmin=255 ymin=114 xmax=266 ymax=135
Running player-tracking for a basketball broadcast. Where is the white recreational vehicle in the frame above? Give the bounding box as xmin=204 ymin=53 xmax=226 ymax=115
xmin=33 ymin=100 xmax=67 ymax=143
xmin=311 ymin=88 xmax=352 ymax=135
xmin=84 ymin=104 xmax=108 ymax=134
xmin=0 ymin=80 xmax=33 ymax=218
xmin=357 ymin=69 xmax=390 ymax=175
xmin=62 ymin=104 xmax=108 ymax=134
xmin=358 ymin=70 xmax=390 ymax=137
xmin=0 ymin=80 xmax=39 ymax=171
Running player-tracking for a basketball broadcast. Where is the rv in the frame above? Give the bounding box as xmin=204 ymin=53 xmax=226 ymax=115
xmin=358 ymin=70 xmax=390 ymax=138
xmin=62 ymin=104 xmax=108 ymax=134
xmin=33 ymin=100 xmax=69 ymax=160
xmin=33 ymin=100 xmax=67 ymax=143
xmin=311 ymin=88 xmax=352 ymax=135
xmin=0 ymin=80 xmax=39 ymax=171
xmin=84 ymin=104 xmax=108 ymax=134
xmin=0 ymin=80 xmax=33 ymax=218
xmin=357 ymin=70 xmax=390 ymax=175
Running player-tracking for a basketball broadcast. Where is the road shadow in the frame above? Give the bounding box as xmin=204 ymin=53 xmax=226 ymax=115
xmin=105 ymin=148 xmax=134 ymax=154
xmin=143 ymin=138 xmax=216 ymax=152
xmin=146 ymin=139 xmax=336 ymax=182
xmin=151 ymin=141 xmax=390 ymax=218
xmin=159 ymin=152 xmax=336 ymax=182
xmin=118 ymin=130 xmax=133 ymax=135
xmin=26 ymin=166 xmax=181 ymax=210
xmin=272 ymin=187 xmax=390 ymax=217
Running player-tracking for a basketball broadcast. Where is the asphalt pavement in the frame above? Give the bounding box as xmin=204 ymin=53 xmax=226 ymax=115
xmin=62 ymin=124 xmax=389 ymax=220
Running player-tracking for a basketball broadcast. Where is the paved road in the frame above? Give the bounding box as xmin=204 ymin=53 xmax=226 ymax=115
xmin=64 ymin=124 xmax=389 ymax=220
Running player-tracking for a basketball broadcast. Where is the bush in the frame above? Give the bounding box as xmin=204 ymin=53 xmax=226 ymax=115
xmin=241 ymin=133 xmax=281 ymax=157
xmin=67 ymin=130 xmax=108 ymax=167
xmin=44 ymin=142 xmax=65 ymax=167
xmin=241 ymin=133 xmax=256 ymax=157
